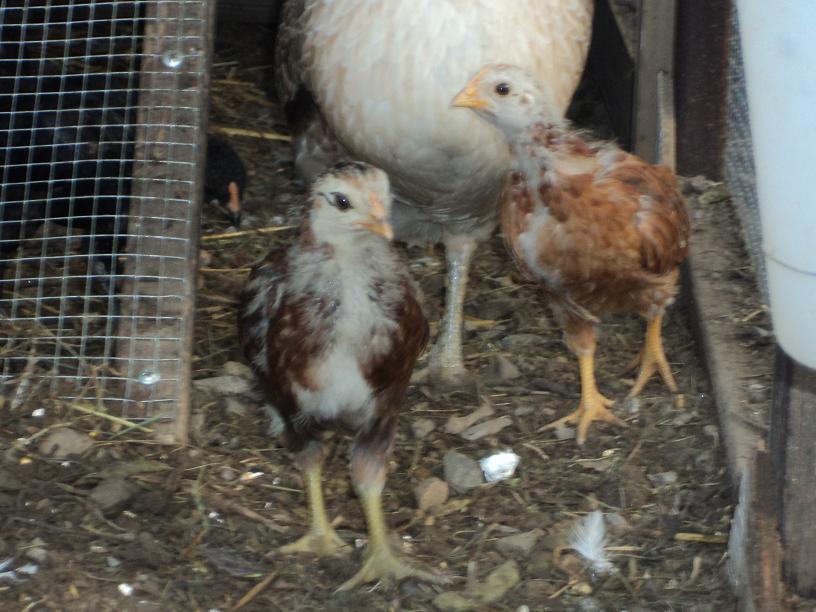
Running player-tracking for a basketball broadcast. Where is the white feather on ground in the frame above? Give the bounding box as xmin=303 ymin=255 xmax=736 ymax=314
xmin=570 ymin=510 xmax=614 ymax=575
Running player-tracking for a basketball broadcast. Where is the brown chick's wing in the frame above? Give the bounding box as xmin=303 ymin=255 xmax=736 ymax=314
xmin=362 ymin=279 xmax=428 ymax=400
xmin=237 ymin=248 xmax=334 ymax=415
xmin=597 ymin=158 xmax=690 ymax=276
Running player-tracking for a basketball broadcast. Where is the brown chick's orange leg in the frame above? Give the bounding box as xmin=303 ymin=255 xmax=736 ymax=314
xmin=627 ymin=314 xmax=679 ymax=399
xmin=338 ymin=448 xmax=446 ymax=591
xmin=543 ymin=352 xmax=626 ymax=445
xmin=279 ymin=461 xmax=348 ymax=556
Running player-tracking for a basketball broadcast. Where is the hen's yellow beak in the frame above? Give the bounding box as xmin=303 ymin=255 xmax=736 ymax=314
xmin=452 ymin=81 xmax=489 ymax=110
xmin=356 ymin=193 xmax=394 ymax=241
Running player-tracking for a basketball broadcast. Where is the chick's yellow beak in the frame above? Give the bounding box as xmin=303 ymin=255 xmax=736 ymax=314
xmin=452 ymin=81 xmax=490 ymax=110
xmin=356 ymin=193 xmax=394 ymax=241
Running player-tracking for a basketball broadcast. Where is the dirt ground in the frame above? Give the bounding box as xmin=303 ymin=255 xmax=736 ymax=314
xmin=0 ymin=19 xmax=754 ymax=612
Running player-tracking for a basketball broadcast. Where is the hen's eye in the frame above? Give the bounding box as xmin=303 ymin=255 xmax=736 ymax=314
xmin=495 ymin=83 xmax=511 ymax=96
xmin=331 ymin=192 xmax=352 ymax=211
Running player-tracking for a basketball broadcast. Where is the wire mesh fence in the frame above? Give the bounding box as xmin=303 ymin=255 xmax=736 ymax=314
xmin=725 ymin=1 xmax=767 ymax=301
xmin=0 ymin=1 xmax=210 ymax=442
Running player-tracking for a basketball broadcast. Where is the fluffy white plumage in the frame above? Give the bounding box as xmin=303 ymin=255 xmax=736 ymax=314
xmin=570 ymin=510 xmax=614 ymax=575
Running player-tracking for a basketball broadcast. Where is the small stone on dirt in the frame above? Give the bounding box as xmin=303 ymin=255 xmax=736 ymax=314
xmin=221 ymin=360 xmax=253 ymax=379
xmin=414 ymin=477 xmax=449 ymax=512
xmin=496 ymin=528 xmax=543 ymax=558
xmin=486 ymin=354 xmax=521 ymax=383
xmin=38 ymin=428 xmax=93 ymax=459
xmin=25 ymin=538 xmax=47 ymax=563
xmin=412 ymin=418 xmax=436 ymax=440
xmin=89 ymin=477 xmax=140 ymax=516
xmin=500 ymin=334 xmax=541 ymax=350
xmin=460 ymin=416 xmax=513 ymax=441
xmin=193 ymin=375 xmax=252 ymax=396
xmin=220 ymin=467 xmax=238 ymax=482
xmin=552 ymin=425 xmax=576 ymax=440
xmin=648 ymin=471 xmax=678 ymax=487
xmin=443 ymin=451 xmax=483 ymax=493
xmin=445 ymin=401 xmax=494 ymax=435
xmin=672 ymin=412 xmax=694 ymax=426
xmin=433 ymin=560 xmax=521 ymax=610
xmin=223 ymin=396 xmax=251 ymax=417
xmin=0 ymin=470 xmax=23 ymax=491
xmin=471 ymin=559 xmax=521 ymax=603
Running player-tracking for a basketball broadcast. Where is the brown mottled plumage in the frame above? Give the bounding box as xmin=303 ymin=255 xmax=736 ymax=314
xmin=454 ymin=64 xmax=690 ymax=445
xmin=238 ymin=162 xmax=438 ymax=589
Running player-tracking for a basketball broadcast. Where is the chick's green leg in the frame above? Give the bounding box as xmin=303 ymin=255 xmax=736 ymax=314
xmin=338 ymin=430 xmax=444 ymax=591
xmin=279 ymin=442 xmax=348 ymax=556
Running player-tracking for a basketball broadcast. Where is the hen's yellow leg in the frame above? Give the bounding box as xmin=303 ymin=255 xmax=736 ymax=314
xmin=543 ymin=351 xmax=626 ymax=445
xmin=279 ymin=463 xmax=348 ymax=556
xmin=627 ymin=314 xmax=679 ymax=398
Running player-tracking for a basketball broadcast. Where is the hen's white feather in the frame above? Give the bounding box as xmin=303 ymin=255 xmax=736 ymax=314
xmin=570 ymin=510 xmax=614 ymax=575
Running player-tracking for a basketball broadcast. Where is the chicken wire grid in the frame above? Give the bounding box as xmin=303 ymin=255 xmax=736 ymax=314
xmin=0 ymin=1 xmax=213 ymax=443
xmin=725 ymin=1 xmax=767 ymax=302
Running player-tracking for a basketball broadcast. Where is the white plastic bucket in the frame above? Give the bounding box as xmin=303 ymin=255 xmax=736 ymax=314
xmin=736 ymin=0 xmax=816 ymax=368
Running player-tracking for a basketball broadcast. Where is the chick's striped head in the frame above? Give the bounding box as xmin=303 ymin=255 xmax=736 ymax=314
xmin=309 ymin=161 xmax=394 ymax=246
xmin=452 ymin=64 xmax=557 ymax=137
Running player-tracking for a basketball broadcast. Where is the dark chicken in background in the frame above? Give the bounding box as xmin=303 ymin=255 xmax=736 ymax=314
xmin=453 ymin=64 xmax=690 ymax=446
xmin=0 ymin=69 xmax=247 ymax=305
xmin=238 ymin=162 xmax=443 ymax=590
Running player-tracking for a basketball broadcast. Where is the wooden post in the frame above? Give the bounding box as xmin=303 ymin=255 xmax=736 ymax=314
xmin=738 ymin=450 xmax=785 ymax=611
xmin=770 ymin=347 xmax=816 ymax=596
xmin=117 ymin=0 xmax=213 ymax=444
xmin=633 ymin=0 xmax=676 ymax=163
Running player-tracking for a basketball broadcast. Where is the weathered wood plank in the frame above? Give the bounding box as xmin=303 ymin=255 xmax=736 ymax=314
xmin=633 ymin=0 xmax=676 ymax=162
xmin=771 ymin=348 xmax=816 ymax=597
xmin=117 ymin=1 xmax=213 ymax=444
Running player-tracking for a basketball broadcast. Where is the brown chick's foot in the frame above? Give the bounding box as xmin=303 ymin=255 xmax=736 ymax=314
xmin=543 ymin=389 xmax=625 ymax=445
xmin=627 ymin=314 xmax=680 ymax=399
xmin=279 ymin=528 xmax=349 ymax=557
xmin=337 ymin=542 xmax=446 ymax=592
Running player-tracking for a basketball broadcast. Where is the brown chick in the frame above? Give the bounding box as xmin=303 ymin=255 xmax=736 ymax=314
xmin=452 ymin=64 xmax=690 ymax=446
xmin=238 ymin=162 xmax=440 ymax=589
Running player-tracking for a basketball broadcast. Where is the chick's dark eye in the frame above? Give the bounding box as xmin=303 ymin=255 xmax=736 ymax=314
xmin=495 ymin=83 xmax=511 ymax=96
xmin=331 ymin=192 xmax=352 ymax=211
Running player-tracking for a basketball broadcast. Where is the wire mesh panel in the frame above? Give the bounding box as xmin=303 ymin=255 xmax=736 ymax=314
xmin=0 ymin=1 xmax=211 ymax=442
xmin=725 ymin=1 xmax=767 ymax=301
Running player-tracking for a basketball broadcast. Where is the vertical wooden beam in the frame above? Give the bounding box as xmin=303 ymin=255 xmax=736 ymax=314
xmin=674 ymin=0 xmax=731 ymax=179
xmin=771 ymin=347 xmax=816 ymax=596
xmin=633 ymin=0 xmax=676 ymax=163
xmin=117 ymin=1 xmax=212 ymax=444
xmin=741 ymin=450 xmax=785 ymax=611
